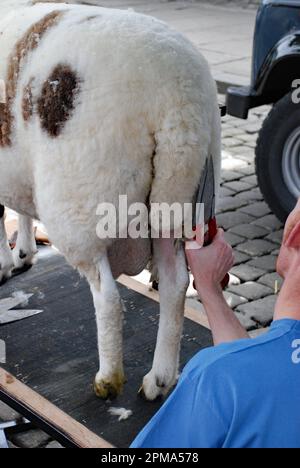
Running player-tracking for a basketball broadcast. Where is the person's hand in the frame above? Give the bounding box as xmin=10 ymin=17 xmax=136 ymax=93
xmin=186 ymin=229 xmax=234 ymax=298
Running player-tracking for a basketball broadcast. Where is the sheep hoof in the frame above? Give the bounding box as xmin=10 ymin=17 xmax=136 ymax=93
xmin=0 ymin=250 xmax=14 ymax=286
xmin=0 ymin=263 xmax=13 ymax=286
xmin=139 ymin=371 xmax=173 ymax=401
xmin=13 ymin=248 xmax=38 ymax=271
xmin=94 ymin=372 xmax=125 ymax=400
xmin=138 ymin=385 xmax=163 ymax=402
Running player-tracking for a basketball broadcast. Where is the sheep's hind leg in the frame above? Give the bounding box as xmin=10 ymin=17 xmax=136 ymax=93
xmin=87 ymin=255 xmax=125 ymax=399
xmin=12 ymin=215 xmax=37 ymax=271
xmin=141 ymin=238 xmax=189 ymax=401
xmin=0 ymin=205 xmax=14 ymax=284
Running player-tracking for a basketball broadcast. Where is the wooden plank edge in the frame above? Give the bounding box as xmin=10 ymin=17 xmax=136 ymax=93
xmin=0 ymin=368 xmax=113 ymax=449
xmin=118 ymin=275 xmax=211 ymax=331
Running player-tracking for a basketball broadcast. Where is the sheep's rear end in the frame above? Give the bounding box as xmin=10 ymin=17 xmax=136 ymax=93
xmin=0 ymin=3 xmax=221 ymax=400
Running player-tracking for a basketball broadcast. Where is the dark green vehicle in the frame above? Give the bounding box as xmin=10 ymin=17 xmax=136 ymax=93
xmin=227 ymin=0 xmax=300 ymax=222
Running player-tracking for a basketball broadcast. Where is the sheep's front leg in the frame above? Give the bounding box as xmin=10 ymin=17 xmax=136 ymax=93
xmin=91 ymin=255 xmax=125 ymax=399
xmin=13 ymin=215 xmax=37 ymax=270
xmin=0 ymin=205 xmax=14 ymax=284
xmin=142 ymin=238 xmax=189 ymax=401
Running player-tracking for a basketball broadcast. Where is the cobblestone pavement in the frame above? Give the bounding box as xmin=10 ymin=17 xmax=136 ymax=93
xmin=0 ymin=401 xmax=63 ymax=448
xmin=186 ymin=102 xmax=284 ymax=333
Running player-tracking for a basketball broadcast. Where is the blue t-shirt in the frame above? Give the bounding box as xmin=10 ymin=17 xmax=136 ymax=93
xmin=131 ymin=319 xmax=300 ymax=449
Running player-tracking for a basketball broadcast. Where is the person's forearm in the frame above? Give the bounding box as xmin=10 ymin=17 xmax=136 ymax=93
xmin=198 ymin=286 xmax=249 ymax=345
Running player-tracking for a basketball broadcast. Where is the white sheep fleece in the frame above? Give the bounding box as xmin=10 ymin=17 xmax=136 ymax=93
xmin=0 ymin=2 xmax=221 ymax=399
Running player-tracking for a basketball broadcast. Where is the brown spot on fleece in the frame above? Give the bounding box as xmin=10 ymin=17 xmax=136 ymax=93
xmin=37 ymin=64 xmax=80 ymax=137
xmin=0 ymin=10 xmax=65 ymax=147
xmin=0 ymin=104 xmax=10 ymax=146
xmin=22 ymin=79 xmax=35 ymax=122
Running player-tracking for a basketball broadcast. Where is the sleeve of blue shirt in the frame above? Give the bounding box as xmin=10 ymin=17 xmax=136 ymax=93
xmin=130 ymin=371 xmax=228 ymax=448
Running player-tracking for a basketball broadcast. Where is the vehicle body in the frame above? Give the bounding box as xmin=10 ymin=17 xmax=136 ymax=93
xmin=227 ymin=0 xmax=300 ymax=221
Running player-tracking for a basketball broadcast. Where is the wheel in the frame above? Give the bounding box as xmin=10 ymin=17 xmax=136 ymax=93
xmin=256 ymin=92 xmax=300 ymax=222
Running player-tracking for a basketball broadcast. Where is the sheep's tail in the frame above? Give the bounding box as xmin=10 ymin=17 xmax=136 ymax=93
xmin=149 ymin=102 xmax=221 ymax=231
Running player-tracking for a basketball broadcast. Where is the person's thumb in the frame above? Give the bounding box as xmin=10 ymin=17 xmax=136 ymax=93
xmin=214 ymin=228 xmax=225 ymax=242
xmin=186 ymin=240 xmax=202 ymax=251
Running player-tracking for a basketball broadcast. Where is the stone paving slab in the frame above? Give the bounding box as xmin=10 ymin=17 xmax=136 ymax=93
xmin=228 ymin=282 xmax=273 ymax=301
xmin=229 ymin=223 xmax=269 ymax=240
xmin=11 ymin=429 xmax=51 ymax=449
xmin=0 ymin=402 xmax=20 ymax=422
xmin=240 ymin=201 xmax=271 ymax=218
xmin=46 ymin=441 xmax=64 ymax=449
xmin=236 ymin=239 xmax=278 ymax=257
xmin=240 ymin=174 xmax=258 ymax=187
xmin=230 ymin=264 xmax=267 ymax=282
xmin=217 ymin=196 xmax=249 ymax=214
xmin=265 ymin=230 xmax=284 ymax=245
xmin=220 ymin=186 xmax=235 ymax=197
xmin=247 ymin=255 xmax=278 ymax=273
xmin=258 ymin=272 xmax=283 ymax=292
xmin=223 ymin=180 xmax=253 ymax=193
xmin=224 ymin=291 xmax=248 ymax=308
xmin=237 ymin=296 xmax=278 ymax=327
xmin=238 ymin=188 xmax=264 ymax=202
xmin=233 ymin=251 xmax=251 ymax=266
xmin=234 ymin=312 xmax=257 ymax=331
xmin=224 ymin=231 xmax=246 ymax=247
xmin=252 ymin=215 xmax=283 ymax=232
xmin=217 ymin=211 xmax=256 ymax=230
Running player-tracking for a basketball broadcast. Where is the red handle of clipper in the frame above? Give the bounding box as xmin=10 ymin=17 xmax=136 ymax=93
xmin=208 ymin=218 xmax=230 ymax=290
xmin=192 ymin=218 xmax=230 ymax=291
xmin=208 ymin=217 xmax=218 ymax=242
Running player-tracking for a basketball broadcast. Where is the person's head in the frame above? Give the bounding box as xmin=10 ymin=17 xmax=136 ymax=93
xmin=277 ymin=198 xmax=300 ymax=278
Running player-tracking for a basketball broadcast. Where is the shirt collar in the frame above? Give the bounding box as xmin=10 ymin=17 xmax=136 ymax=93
xmin=271 ymin=318 xmax=300 ymax=331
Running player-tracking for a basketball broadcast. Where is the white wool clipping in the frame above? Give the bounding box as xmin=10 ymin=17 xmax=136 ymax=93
xmin=12 ymin=291 xmax=33 ymax=307
xmin=108 ymin=407 xmax=133 ymax=422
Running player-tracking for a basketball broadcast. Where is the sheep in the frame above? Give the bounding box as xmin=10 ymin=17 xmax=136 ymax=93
xmin=0 ymin=2 xmax=221 ymax=401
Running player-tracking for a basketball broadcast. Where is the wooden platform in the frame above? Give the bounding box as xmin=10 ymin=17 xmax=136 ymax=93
xmin=0 ymin=249 xmax=212 ymax=448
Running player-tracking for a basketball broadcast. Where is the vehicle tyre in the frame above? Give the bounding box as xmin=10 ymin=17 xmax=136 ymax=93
xmin=256 ymin=92 xmax=300 ymax=222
